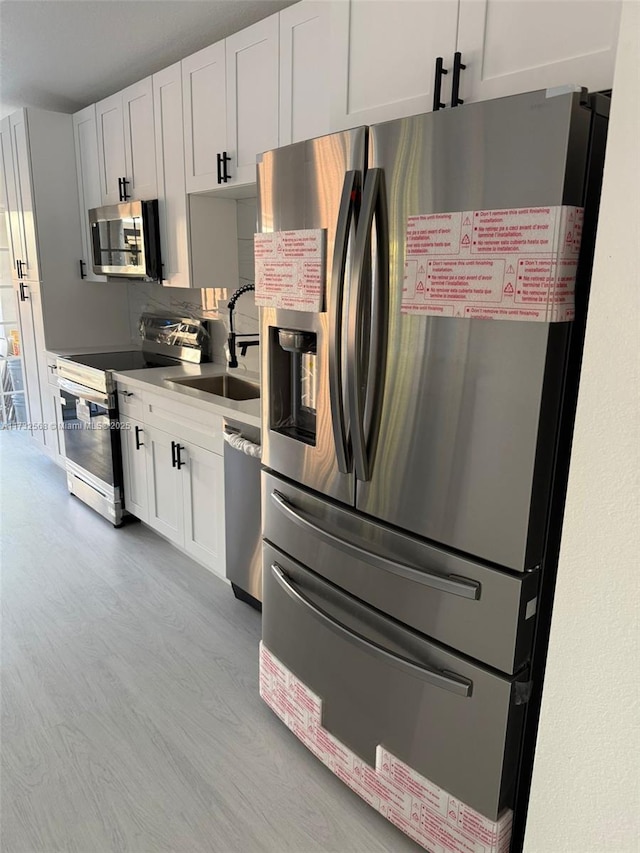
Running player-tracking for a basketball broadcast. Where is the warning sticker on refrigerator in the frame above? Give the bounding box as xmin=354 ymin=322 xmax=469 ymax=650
xmin=260 ymin=642 xmax=513 ymax=853
xmin=254 ymin=229 xmax=326 ymax=312
xmin=402 ymin=206 xmax=583 ymax=322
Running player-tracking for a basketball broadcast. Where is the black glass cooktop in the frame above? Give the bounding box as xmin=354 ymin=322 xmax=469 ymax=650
xmin=65 ymin=350 xmax=182 ymax=371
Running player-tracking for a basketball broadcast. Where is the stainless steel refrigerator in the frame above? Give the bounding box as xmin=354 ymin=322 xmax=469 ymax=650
xmin=257 ymin=89 xmax=608 ymax=836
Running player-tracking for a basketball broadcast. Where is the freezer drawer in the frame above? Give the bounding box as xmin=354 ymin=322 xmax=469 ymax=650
xmin=263 ymin=472 xmax=538 ymax=674
xmin=263 ymin=542 xmax=529 ymax=821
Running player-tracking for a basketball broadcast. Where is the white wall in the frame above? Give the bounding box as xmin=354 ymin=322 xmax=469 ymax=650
xmin=523 ymin=4 xmax=639 ymax=851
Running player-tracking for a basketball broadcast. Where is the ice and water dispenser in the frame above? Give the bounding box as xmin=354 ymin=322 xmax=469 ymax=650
xmin=269 ymin=328 xmax=317 ymax=446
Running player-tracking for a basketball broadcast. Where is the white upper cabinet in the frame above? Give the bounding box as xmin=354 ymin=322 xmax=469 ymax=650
xmin=456 ymin=0 xmax=622 ymax=104
xmin=0 ymin=117 xmax=23 ymax=279
xmin=329 ymin=0 xmax=458 ymax=130
xmin=279 ymin=1 xmax=331 ymax=145
xmin=226 ymin=14 xmax=280 ymax=185
xmin=153 ymin=63 xmax=189 ymax=287
xmin=96 ymin=77 xmax=156 ymax=205
xmin=182 ymin=41 xmax=227 ymax=194
xmin=96 ymin=92 xmax=126 ymax=205
xmin=7 ymin=111 xmax=40 ymax=282
xmin=122 ymin=78 xmax=157 ymax=201
xmin=72 ymin=105 xmax=106 ymax=282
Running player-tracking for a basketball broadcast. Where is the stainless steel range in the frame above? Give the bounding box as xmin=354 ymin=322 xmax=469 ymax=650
xmin=56 ymin=315 xmax=209 ymax=525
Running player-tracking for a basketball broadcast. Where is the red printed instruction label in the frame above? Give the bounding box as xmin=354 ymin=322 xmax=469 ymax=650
xmin=260 ymin=642 xmax=513 ymax=853
xmin=255 ymin=229 xmax=326 ymax=312
xmin=403 ymin=206 xmax=583 ymax=322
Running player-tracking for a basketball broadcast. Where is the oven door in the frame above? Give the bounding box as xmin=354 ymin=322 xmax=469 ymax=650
xmin=57 ymin=377 xmax=123 ymax=494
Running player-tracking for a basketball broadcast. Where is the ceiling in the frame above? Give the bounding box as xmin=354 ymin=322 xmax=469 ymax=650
xmin=0 ymin=0 xmax=297 ymax=118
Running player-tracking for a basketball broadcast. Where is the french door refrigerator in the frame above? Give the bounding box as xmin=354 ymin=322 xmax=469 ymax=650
xmin=257 ymin=89 xmax=608 ymax=851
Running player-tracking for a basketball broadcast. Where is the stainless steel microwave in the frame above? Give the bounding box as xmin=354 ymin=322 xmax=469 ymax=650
xmin=89 ymin=199 xmax=162 ymax=280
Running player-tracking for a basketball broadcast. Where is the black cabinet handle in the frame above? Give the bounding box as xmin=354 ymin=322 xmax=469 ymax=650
xmin=176 ymin=444 xmax=185 ymax=469
xmin=16 ymin=259 xmax=24 ymax=279
xmin=79 ymin=259 xmax=87 ymax=279
xmin=134 ymin=425 xmax=144 ymax=450
xmin=121 ymin=177 xmax=130 ymax=200
xmin=171 ymin=440 xmax=177 ymax=468
xmin=451 ymin=52 xmax=466 ymax=107
xmin=216 ymin=152 xmax=222 ymax=185
xmin=118 ymin=177 xmax=123 ymax=201
xmin=433 ymin=57 xmax=449 ymax=111
xmin=19 ymin=282 xmax=29 ymax=301
xmin=222 ymin=151 xmax=231 ymax=183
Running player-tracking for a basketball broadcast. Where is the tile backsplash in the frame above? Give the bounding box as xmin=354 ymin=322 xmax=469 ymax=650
xmin=126 ymin=196 xmax=260 ymax=374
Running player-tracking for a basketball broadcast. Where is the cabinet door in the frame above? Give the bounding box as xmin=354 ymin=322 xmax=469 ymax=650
xmin=96 ymin=93 xmax=126 ymax=205
xmin=145 ymin=425 xmax=183 ymax=544
xmin=279 ymin=1 xmax=331 ymax=145
xmin=15 ymin=284 xmax=44 ymax=443
xmin=9 ymin=110 xmax=40 ymax=282
xmin=121 ymin=416 xmax=148 ymax=521
xmin=226 ymin=14 xmax=280 ymax=185
xmin=41 ymin=386 xmax=65 ymax=466
xmin=122 ymin=78 xmax=157 ymax=201
xmin=153 ymin=64 xmax=189 ymax=287
xmin=329 ymin=0 xmax=458 ymax=130
xmin=456 ymin=0 xmax=622 ymax=104
xmin=72 ymin=105 xmax=107 ymax=282
xmin=181 ymin=442 xmax=226 ymax=576
xmin=0 ymin=117 xmax=22 ymax=278
xmin=182 ymin=41 xmax=227 ymax=194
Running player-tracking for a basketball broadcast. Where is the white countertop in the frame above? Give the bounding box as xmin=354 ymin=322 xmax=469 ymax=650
xmin=113 ymin=362 xmax=262 ymax=430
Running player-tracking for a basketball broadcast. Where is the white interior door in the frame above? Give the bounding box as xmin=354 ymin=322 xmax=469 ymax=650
xmin=456 ymin=0 xmax=623 ymax=104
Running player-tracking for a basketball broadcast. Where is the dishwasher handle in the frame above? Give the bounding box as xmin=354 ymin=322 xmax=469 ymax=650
xmin=224 ymin=428 xmax=262 ymax=459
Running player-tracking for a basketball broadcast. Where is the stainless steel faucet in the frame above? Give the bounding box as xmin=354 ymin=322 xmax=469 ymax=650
xmin=227 ymin=283 xmax=259 ymax=368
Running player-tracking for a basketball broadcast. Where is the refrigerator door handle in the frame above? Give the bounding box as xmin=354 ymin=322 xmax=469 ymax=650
xmin=347 ymin=167 xmax=389 ymax=482
xmin=329 ymin=169 xmax=359 ymax=474
xmin=271 ymin=490 xmax=481 ymax=600
xmin=271 ymin=562 xmax=473 ymax=698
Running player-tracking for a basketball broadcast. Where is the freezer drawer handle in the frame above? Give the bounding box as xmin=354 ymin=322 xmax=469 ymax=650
xmin=271 ymin=490 xmax=480 ymax=601
xmin=271 ymin=562 xmax=472 ymax=698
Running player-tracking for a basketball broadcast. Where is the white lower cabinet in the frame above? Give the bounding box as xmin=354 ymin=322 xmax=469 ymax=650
xmin=121 ymin=414 xmax=226 ymax=578
xmin=120 ymin=416 xmax=148 ymax=522
xmin=182 ymin=441 xmax=225 ymax=569
xmin=145 ymin=424 xmax=182 ymax=543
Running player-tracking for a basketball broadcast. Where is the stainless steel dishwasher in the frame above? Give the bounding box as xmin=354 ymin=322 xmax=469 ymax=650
xmin=223 ymin=419 xmax=262 ymax=610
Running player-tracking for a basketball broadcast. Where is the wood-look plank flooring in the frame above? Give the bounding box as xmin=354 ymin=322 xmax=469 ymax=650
xmin=0 ymin=432 xmax=418 ymax=853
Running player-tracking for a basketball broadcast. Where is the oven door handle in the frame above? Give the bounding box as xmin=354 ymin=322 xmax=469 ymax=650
xmin=271 ymin=563 xmax=472 ymax=698
xmin=57 ymin=377 xmax=110 ymax=408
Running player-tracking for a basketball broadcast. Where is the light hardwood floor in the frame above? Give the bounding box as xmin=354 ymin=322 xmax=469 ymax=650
xmin=0 ymin=432 xmax=418 ymax=853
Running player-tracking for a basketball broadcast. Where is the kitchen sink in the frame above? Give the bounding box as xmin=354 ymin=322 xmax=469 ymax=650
xmin=168 ymin=374 xmax=260 ymax=401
